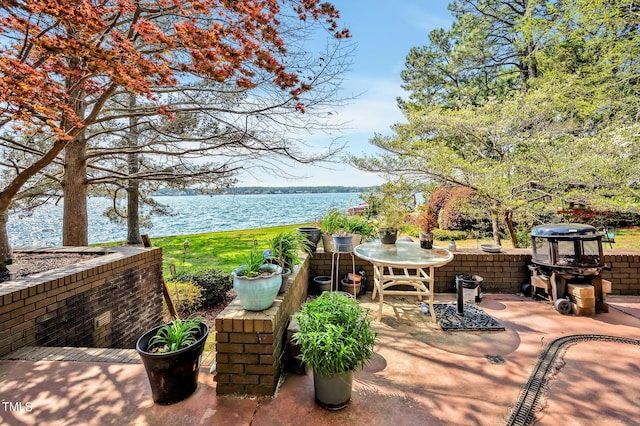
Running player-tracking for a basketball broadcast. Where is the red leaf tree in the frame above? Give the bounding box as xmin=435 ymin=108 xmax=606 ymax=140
xmin=0 ymin=0 xmax=349 ymax=266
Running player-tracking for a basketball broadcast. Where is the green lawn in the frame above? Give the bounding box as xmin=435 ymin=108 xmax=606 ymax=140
xmin=149 ymin=223 xmax=313 ymax=275
xmin=451 ymin=227 xmax=640 ymax=250
xmin=100 ymin=225 xmax=640 ymax=277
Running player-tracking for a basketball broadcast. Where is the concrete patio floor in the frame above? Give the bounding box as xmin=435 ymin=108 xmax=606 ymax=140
xmin=1 ymin=294 xmax=639 ymax=426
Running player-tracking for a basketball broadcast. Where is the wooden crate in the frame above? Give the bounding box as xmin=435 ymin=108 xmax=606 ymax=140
xmin=566 ymin=283 xmax=595 ymax=316
xmin=571 ymin=302 xmax=596 ymax=317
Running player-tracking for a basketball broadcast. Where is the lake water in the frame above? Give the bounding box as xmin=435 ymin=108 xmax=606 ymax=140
xmin=8 ymin=193 xmax=363 ymax=246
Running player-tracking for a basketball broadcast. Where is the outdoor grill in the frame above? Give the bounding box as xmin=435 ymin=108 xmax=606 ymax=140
xmin=528 ymin=223 xmax=610 ymax=315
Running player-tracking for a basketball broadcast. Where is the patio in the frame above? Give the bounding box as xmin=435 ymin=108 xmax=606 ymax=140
xmin=1 ymin=293 xmax=639 ymax=425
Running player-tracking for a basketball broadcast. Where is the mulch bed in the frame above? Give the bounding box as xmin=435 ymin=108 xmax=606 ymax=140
xmin=189 ymin=290 xmax=237 ymax=326
xmin=0 ymin=253 xmax=101 ymax=283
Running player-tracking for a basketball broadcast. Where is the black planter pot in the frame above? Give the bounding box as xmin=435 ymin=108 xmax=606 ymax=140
xmin=296 ymin=226 xmax=322 ymax=252
xmin=279 ymin=267 xmax=292 ymax=294
xmin=136 ymin=322 xmax=209 ymax=405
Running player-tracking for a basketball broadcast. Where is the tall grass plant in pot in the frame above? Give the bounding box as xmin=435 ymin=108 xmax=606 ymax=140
xmin=136 ymin=317 xmax=209 ymax=405
xmin=294 ymin=292 xmax=377 ymax=410
xmin=268 ymin=231 xmax=312 ymax=293
xmin=320 ymin=209 xmax=346 ymax=252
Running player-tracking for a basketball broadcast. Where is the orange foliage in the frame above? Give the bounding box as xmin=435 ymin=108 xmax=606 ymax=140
xmin=0 ymin=0 xmax=349 ymax=138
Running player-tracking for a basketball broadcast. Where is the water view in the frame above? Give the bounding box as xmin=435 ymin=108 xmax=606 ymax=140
xmin=8 ymin=193 xmax=363 ymax=247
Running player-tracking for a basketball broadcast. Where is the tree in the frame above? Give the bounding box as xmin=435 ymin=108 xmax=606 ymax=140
xmin=0 ymin=0 xmax=349 ymax=266
xmin=352 ymin=0 xmax=640 ymax=247
xmin=400 ymin=0 xmax=556 ymax=111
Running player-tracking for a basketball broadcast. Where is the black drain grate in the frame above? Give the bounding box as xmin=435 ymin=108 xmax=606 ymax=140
xmin=484 ymin=354 xmax=506 ymax=365
xmin=506 ymin=334 xmax=640 ymax=426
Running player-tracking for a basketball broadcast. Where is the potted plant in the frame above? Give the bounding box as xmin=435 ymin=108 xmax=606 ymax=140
xmin=296 ymin=226 xmax=322 ymax=252
xmin=331 ymin=229 xmax=354 ymax=252
xmin=320 ymin=209 xmax=375 ymax=252
xmin=320 ymin=208 xmax=347 ymax=252
xmin=136 ymin=317 xmax=209 ymax=405
xmin=269 ymin=231 xmax=313 ymax=270
xmin=415 ymin=203 xmax=437 ymax=249
xmin=232 ymin=250 xmax=282 ymax=310
xmin=268 ymin=231 xmax=312 ymax=293
xmin=345 ymin=216 xmax=377 ymax=246
xmin=364 ymin=181 xmax=414 ymax=244
xmin=376 ymin=205 xmax=407 ymax=244
xmin=294 ymin=292 xmax=377 ymax=410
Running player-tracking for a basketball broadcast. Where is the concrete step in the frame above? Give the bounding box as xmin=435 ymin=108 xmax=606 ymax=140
xmin=2 ymin=346 xmax=216 ymax=369
xmin=1 ymin=346 xmax=140 ymax=363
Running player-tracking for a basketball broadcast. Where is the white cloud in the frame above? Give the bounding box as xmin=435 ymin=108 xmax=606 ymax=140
xmin=335 ymin=75 xmax=407 ymax=134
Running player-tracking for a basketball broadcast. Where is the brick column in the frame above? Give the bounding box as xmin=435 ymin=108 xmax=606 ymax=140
xmin=214 ymin=255 xmax=310 ymax=396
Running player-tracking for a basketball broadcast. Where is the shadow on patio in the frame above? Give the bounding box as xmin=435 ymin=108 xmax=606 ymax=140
xmin=1 ymin=294 xmax=639 ymax=426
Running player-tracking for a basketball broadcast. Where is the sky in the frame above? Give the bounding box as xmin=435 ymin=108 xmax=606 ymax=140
xmin=237 ymin=1 xmax=455 ymax=188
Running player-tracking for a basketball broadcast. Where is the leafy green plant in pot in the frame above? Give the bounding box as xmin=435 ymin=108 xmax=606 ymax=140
xmin=363 ymin=180 xmax=415 ymax=244
xmin=320 ymin=208 xmax=347 ymax=252
xmin=136 ymin=317 xmax=209 ymax=405
xmin=232 ymin=250 xmax=282 ymax=310
xmin=294 ymin=292 xmax=377 ymax=410
xmin=346 ymin=216 xmax=377 ymax=246
xmin=268 ymin=231 xmax=312 ymax=293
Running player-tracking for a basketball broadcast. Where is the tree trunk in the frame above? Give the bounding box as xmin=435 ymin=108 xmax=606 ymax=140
xmin=62 ymin=134 xmax=88 ymax=246
xmin=0 ymin=209 xmax=10 ymax=269
xmin=62 ymin=65 xmax=88 ymax=247
xmin=126 ymin=94 xmax=142 ymax=245
xmin=491 ymin=208 xmax=501 ymax=246
xmin=127 ymin=158 xmax=142 ymax=245
xmin=505 ymin=210 xmax=519 ymax=248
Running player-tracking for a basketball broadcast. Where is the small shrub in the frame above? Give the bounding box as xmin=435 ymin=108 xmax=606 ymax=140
xmin=515 ymin=228 xmax=532 ymax=248
xmin=170 ymin=268 xmax=232 ymax=307
xmin=165 ymin=280 xmax=203 ymax=316
xmin=346 ymin=216 xmax=378 ymax=240
xmin=294 ymin=292 xmax=377 ymax=375
xmin=433 ymin=229 xmax=468 ymax=241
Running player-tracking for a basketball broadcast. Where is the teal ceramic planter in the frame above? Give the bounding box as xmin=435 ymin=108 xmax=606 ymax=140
xmin=232 ymin=264 xmax=282 ymax=311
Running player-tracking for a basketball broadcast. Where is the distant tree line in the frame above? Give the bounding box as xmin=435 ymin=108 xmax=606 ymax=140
xmin=153 ymin=186 xmax=377 ymax=196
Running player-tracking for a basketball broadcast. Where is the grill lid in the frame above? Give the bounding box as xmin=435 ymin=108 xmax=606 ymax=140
xmin=531 ymin=223 xmax=599 ymax=238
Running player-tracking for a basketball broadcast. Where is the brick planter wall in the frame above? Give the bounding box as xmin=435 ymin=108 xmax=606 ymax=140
xmin=214 ymin=255 xmax=310 ymax=396
xmin=601 ymin=252 xmax=640 ymax=295
xmin=0 ymin=246 xmax=163 ymax=357
xmin=309 ymin=248 xmax=640 ymax=295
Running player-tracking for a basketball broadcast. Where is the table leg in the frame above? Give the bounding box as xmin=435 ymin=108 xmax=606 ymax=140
xmin=330 ymin=252 xmax=337 ymax=292
xmin=428 ymin=266 xmax=436 ymax=323
xmin=371 ymin=264 xmax=380 ymax=300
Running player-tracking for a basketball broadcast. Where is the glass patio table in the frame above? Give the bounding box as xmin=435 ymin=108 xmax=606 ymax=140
xmin=353 ymin=241 xmax=454 ymax=322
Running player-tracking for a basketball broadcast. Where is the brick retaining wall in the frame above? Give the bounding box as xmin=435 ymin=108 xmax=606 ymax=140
xmin=0 ymin=246 xmax=163 ymax=357
xmin=214 ymin=255 xmax=310 ymax=396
